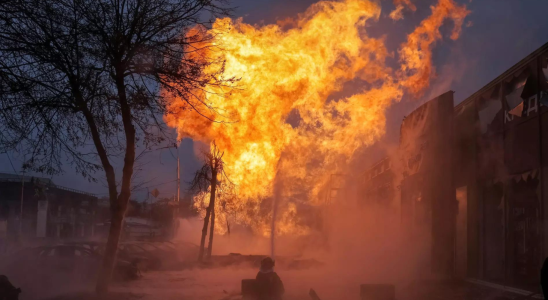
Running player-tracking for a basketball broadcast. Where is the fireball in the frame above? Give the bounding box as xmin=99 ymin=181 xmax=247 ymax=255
xmin=164 ymin=0 xmax=469 ymax=235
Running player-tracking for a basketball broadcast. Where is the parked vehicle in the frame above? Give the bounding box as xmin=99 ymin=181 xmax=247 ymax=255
xmin=3 ymin=245 xmax=139 ymax=283
xmin=117 ymin=243 xmax=161 ymax=271
xmin=62 ymin=241 xmax=103 ymax=252
xmin=172 ymin=241 xmax=200 ymax=261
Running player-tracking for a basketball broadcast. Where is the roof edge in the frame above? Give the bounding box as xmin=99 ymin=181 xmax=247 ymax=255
xmin=455 ymin=41 xmax=548 ymax=110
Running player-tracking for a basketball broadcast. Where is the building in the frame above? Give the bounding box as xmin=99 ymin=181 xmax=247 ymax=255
xmin=360 ymin=42 xmax=548 ymax=291
xmin=453 ymin=42 xmax=548 ymax=290
xmin=0 ymin=173 xmax=98 ymax=242
xmin=359 ymin=157 xmax=395 ymax=207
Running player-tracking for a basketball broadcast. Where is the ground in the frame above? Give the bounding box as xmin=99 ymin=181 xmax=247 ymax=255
xmin=40 ymin=269 xmax=533 ymax=300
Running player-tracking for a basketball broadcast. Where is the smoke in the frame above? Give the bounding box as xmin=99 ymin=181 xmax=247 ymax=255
xmin=174 ymin=180 xmax=430 ymax=299
xmin=0 ymin=254 xmax=93 ymax=300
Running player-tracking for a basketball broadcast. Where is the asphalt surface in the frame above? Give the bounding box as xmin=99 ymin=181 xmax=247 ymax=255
xmin=41 ymin=272 xmax=541 ymax=300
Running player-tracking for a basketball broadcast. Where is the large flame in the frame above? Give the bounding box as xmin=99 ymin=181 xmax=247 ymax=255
xmin=164 ymin=0 xmax=469 ymax=235
xmin=390 ymin=0 xmax=417 ymax=20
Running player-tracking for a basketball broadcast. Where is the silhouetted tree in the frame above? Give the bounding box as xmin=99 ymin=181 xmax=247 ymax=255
xmin=189 ymin=143 xmax=233 ymax=261
xmin=0 ymin=0 xmax=233 ymax=293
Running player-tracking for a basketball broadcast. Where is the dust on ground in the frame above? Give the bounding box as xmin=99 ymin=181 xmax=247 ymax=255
xmin=42 ymin=269 xmax=519 ymax=300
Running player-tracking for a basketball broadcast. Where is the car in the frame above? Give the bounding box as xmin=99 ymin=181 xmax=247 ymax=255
xmin=171 ymin=241 xmax=200 ymax=261
xmin=117 ymin=241 xmax=191 ymax=270
xmin=5 ymin=245 xmax=139 ymax=283
xmin=62 ymin=241 xmax=103 ymax=252
xmin=96 ymin=243 xmax=161 ymax=271
xmin=120 ymin=242 xmax=166 ymax=270
xmin=63 ymin=241 xmax=154 ymax=271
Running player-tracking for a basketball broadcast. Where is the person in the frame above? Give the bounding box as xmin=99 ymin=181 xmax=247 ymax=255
xmin=0 ymin=275 xmax=21 ymax=300
xmin=256 ymin=257 xmax=284 ymax=300
xmin=541 ymin=257 xmax=548 ymax=300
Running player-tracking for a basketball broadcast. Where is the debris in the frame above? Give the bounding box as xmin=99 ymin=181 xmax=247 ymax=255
xmin=309 ymin=288 xmax=322 ymax=300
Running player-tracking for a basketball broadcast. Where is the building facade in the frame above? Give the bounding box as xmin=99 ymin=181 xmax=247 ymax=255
xmin=359 ymin=157 xmax=395 ymax=207
xmin=361 ymin=42 xmax=548 ymax=291
xmin=454 ymin=42 xmax=548 ymax=290
xmin=0 ymin=173 xmax=98 ymax=243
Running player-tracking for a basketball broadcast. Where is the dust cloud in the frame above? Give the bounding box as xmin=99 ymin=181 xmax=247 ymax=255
xmin=0 ymin=166 xmax=430 ymax=300
xmin=173 ymin=190 xmax=430 ymax=300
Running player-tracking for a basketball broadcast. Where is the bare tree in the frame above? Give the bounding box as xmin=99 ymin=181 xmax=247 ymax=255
xmin=189 ymin=143 xmax=233 ymax=261
xmin=0 ymin=0 xmax=233 ymax=293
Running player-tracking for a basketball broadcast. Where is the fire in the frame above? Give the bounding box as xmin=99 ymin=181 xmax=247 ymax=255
xmin=164 ymin=0 xmax=469 ymax=236
xmin=390 ymin=0 xmax=417 ymax=20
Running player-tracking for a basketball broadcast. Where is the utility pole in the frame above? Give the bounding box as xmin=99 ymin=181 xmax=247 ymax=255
xmin=176 ymin=143 xmax=180 ymax=204
xmin=175 ymin=142 xmax=180 ymax=238
xmin=146 ymin=187 xmax=150 ymax=218
xmin=19 ymin=170 xmax=24 ymax=237
xmin=158 ymin=143 xmax=180 ymax=203
xmin=157 ymin=142 xmax=181 ymax=238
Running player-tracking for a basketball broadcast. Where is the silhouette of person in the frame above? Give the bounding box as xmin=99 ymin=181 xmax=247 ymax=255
xmin=256 ymin=257 xmax=284 ymax=300
xmin=0 ymin=275 xmax=21 ymax=300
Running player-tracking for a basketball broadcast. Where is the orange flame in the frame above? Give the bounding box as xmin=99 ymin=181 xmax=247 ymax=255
xmin=390 ymin=0 xmax=417 ymax=20
xmin=399 ymin=0 xmax=470 ymax=94
xmin=164 ymin=0 xmax=469 ymax=236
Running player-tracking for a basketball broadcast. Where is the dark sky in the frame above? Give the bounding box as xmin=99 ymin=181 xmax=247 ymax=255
xmin=2 ymin=0 xmax=548 ymax=200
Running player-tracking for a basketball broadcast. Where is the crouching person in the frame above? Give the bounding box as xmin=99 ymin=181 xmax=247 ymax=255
xmin=256 ymin=257 xmax=284 ymax=300
xmin=0 ymin=275 xmax=21 ymax=300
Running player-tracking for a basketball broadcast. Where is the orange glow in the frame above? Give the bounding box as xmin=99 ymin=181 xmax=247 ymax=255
xmin=390 ymin=0 xmax=417 ymax=20
xmin=164 ymin=0 xmax=469 ymax=236
xmin=399 ymin=0 xmax=470 ymax=95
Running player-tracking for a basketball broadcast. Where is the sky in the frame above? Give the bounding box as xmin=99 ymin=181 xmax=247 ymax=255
xmin=1 ymin=0 xmax=548 ymax=201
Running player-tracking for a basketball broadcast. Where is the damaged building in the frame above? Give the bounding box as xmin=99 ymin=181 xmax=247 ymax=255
xmin=361 ymin=42 xmax=548 ymax=291
xmin=0 ymin=173 xmax=98 ymax=243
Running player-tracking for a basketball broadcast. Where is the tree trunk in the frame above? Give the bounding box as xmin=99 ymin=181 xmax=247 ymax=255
xmin=198 ymin=206 xmax=211 ymax=262
xmin=206 ymin=171 xmax=217 ymax=259
xmin=95 ymin=204 xmax=124 ymax=292
xmin=207 ymin=201 xmax=215 ymax=259
xmin=96 ymin=73 xmax=136 ymax=294
xmin=77 ymin=92 xmax=121 ymax=294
